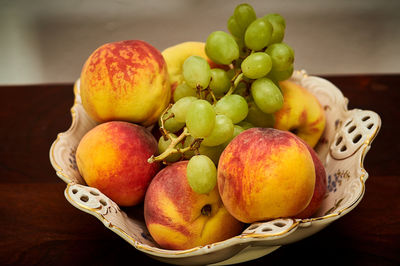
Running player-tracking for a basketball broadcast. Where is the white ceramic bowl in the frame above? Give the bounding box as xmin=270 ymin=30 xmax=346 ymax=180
xmin=49 ymin=70 xmax=381 ymax=265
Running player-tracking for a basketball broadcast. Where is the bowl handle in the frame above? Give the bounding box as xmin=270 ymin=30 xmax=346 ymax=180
xmin=330 ymin=109 xmax=381 ymax=160
xmin=64 ymin=183 xmax=156 ymax=247
xmin=242 ymin=218 xmax=299 ymax=238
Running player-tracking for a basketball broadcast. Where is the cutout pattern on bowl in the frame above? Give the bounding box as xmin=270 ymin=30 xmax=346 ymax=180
xmin=330 ymin=110 xmax=379 ymax=160
xmin=242 ymin=219 xmax=296 ymax=236
xmin=65 ymin=183 xmax=156 ymax=247
xmin=67 ymin=183 xmax=113 ymax=215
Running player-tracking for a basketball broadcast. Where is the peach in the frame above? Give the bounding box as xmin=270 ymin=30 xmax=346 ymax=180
xmin=161 ymin=41 xmax=225 ymax=92
xmin=76 ymin=121 xmax=160 ymax=206
xmin=80 ymin=40 xmax=171 ymax=126
xmin=274 ymin=80 xmax=326 ymax=148
xmin=295 ymin=141 xmax=327 ymax=219
xmin=217 ymin=128 xmax=316 ymax=223
xmin=144 ymin=161 xmax=243 ymax=250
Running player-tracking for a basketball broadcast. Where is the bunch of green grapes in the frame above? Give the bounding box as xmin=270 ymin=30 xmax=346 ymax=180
xmin=155 ymin=3 xmax=294 ymax=194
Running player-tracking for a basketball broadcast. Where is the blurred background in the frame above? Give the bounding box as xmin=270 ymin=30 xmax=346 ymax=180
xmin=1 ymin=0 xmax=399 ymax=85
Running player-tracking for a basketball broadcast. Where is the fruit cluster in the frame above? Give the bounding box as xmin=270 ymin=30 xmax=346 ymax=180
xmin=74 ymin=3 xmax=327 ymax=251
xmin=152 ymin=3 xmax=296 ymax=195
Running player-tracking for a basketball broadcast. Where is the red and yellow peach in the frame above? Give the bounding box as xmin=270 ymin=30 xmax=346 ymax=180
xmin=161 ymin=41 xmax=227 ymax=93
xmin=274 ymin=80 xmax=326 ymax=148
xmin=75 ymin=121 xmax=160 ymax=206
xmin=295 ymin=140 xmax=327 ymax=218
xmin=80 ymin=40 xmax=171 ymax=126
xmin=217 ymin=128 xmax=316 ymax=223
xmin=144 ymin=161 xmax=243 ymax=250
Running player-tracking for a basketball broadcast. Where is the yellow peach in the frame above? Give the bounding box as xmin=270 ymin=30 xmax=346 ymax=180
xmin=76 ymin=121 xmax=160 ymax=206
xmin=162 ymin=41 xmax=224 ymax=92
xmin=218 ymin=128 xmax=316 ymax=223
xmin=80 ymin=40 xmax=171 ymax=126
xmin=144 ymin=161 xmax=243 ymax=250
xmin=274 ymin=80 xmax=326 ymax=148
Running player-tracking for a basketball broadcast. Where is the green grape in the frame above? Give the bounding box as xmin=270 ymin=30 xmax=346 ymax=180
xmin=183 ymin=56 xmax=211 ymax=89
xmin=158 ymin=134 xmax=182 ymax=163
xmin=170 ymin=96 xmax=197 ymax=123
xmin=202 ymin=114 xmax=234 ymax=146
xmin=244 ymin=18 xmax=273 ymax=51
xmin=159 ymin=109 xmax=185 ymax=133
xmin=241 ymin=52 xmax=272 ymax=79
xmin=205 ymin=31 xmax=239 ymax=65
xmin=269 ymin=21 xmax=285 ymax=44
xmin=215 ymin=94 xmax=248 ymax=124
xmin=183 ymin=135 xmax=196 ymax=159
xmin=264 ymin=14 xmax=286 ymax=44
xmin=198 ymin=144 xmax=225 ymax=165
xmin=233 ymin=3 xmax=257 ymax=33
xmin=235 ymin=36 xmax=248 ymax=58
xmin=187 ymin=155 xmax=217 ymax=194
xmin=209 ymin=68 xmax=231 ymax=95
xmin=237 ymin=121 xmax=254 ymax=130
xmin=232 ymin=124 xmax=245 ymax=137
xmin=227 ymin=16 xmax=243 ymax=38
xmin=186 ymin=99 xmax=216 ymax=138
xmin=265 ymin=43 xmax=294 ymax=71
xmin=245 ymin=101 xmax=275 ymax=127
xmin=222 ymin=125 xmax=245 ymax=148
xmin=269 ymin=24 xmax=285 ymax=44
xmin=268 ymin=64 xmax=294 ymax=81
xmin=173 ymin=82 xmax=197 ymax=102
xmin=264 ymin=13 xmax=286 ymax=28
xmin=251 ymin=77 xmax=284 ymax=114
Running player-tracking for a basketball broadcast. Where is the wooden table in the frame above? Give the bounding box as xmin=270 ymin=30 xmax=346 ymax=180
xmin=0 ymin=74 xmax=399 ymax=265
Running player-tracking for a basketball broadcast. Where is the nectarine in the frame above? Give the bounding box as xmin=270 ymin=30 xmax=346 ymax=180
xmin=80 ymin=40 xmax=171 ymax=126
xmin=76 ymin=121 xmax=160 ymax=206
xmin=274 ymin=80 xmax=326 ymax=148
xmin=295 ymin=140 xmax=327 ymax=219
xmin=161 ymin=41 xmax=226 ymax=94
xmin=218 ymin=128 xmax=316 ymax=223
xmin=144 ymin=161 xmax=243 ymax=250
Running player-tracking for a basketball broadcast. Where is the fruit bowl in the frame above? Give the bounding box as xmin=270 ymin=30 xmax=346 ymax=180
xmin=49 ymin=70 xmax=380 ymax=265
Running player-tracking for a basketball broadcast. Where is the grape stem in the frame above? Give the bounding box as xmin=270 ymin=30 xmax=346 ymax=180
xmin=159 ymin=104 xmax=173 ymax=140
xmin=226 ymin=71 xmax=244 ymax=96
xmin=148 ymin=127 xmax=191 ymax=163
xmin=148 ymin=128 xmax=203 ymax=164
xmin=196 ymin=84 xmax=204 ymax=99
xmin=190 ymin=138 xmax=203 ymax=155
xmin=207 ymin=88 xmax=218 ymax=105
xmin=196 ymin=83 xmax=218 ymax=104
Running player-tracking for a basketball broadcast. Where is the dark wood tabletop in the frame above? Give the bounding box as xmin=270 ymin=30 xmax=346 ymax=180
xmin=0 ymin=74 xmax=399 ymax=265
